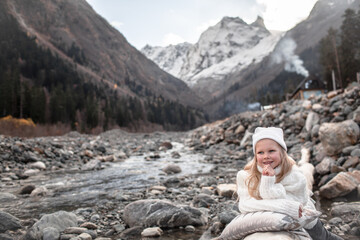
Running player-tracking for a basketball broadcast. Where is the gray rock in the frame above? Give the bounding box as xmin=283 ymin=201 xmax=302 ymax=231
xmin=29 ymin=161 xmax=46 ymax=170
xmin=0 ymin=211 xmax=22 ymax=233
xmin=0 ymin=233 xmax=13 ymax=240
xmin=319 ymin=120 xmax=359 ymax=155
xmin=195 ymin=176 xmax=218 ymax=187
xmin=216 ymin=184 xmax=237 ymax=198
xmin=84 ymin=230 xmax=97 ymax=239
xmin=63 ymin=227 xmax=87 ymax=234
xmin=23 ymin=169 xmax=40 ymax=176
xmin=113 ymin=224 xmax=126 ymax=233
xmin=79 ymin=222 xmax=97 ymax=230
xmin=20 ymin=184 xmax=36 ymax=195
xmin=185 ymin=225 xmax=196 ymax=232
xmin=141 ymin=227 xmax=163 ymax=237
xmin=0 ymin=192 xmax=17 ymax=202
xmin=42 ymin=227 xmax=60 ymax=240
xmin=119 ymin=226 xmax=143 ymax=239
xmin=162 ymin=164 xmax=182 ymax=174
xmin=311 ymin=124 xmax=320 ymax=138
xmin=123 ymin=199 xmax=208 ymax=228
xmin=218 ymin=210 xmax=238 ymax=225
xmin=30 ymin=186 xmax=48 ymax=197
xmin=90 ymin=214 xmax=100 ymax=222
xmin=78 ymin=232 xmax=92 ymax=240
xmin=315 ymin=157 xmax=335 ymax=175
xmin=351 ymin=149 xmax=360 ymax=157
xmin=342 ymin=145 xmax=358 ymax=155
xmin=160 ymin=142 xmax=173 ymax=150
xmin=25 ymin=211 xmax=77 ymax=240
xmin=331 ymin=202 xmax=360 ymax=220
xmin=350 ymin=106 xmax=360 ymax=123
xmin=24 ymin=151 xmax=41 ymax=163
xmin=305 ymin=111 xmax=320 ymax=132
xmin=81 ymin=159 xmax=102 ymax=171
xmin=328 ymin=217 xmax=343 ymax=225
xmin=342 ymin=156 xmax=359 ymax=169
xmin=192 ymin=193 xmax=216 ymax=208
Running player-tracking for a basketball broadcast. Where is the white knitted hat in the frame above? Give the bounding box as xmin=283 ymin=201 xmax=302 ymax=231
xmin=252 ymin=127 xmax=287 ymax=153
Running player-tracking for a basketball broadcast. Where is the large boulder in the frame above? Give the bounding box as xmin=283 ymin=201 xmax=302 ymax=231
xmin=122 ymin=199 xmax=208 ymax=228
xmin=24 ymin=211 xmax=78 ymax=240
xmin=0 ymin=211 xmax=22 ymax=233
xmin=319 ymin=120 xmax=359 ymax=156
xmin=319 ymin=170 xmax=360 ymax=199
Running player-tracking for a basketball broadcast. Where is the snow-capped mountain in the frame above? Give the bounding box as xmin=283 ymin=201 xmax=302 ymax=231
xmin=141 ymin=16 xmax=283 ymax=92
xmin=141 ymin=42 xmax=192 ymax=78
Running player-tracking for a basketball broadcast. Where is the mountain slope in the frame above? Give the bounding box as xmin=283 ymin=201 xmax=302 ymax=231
xmin=6 ymin=0 xmax=201 ymax=108
xmin=0 ymin=0 xmax=206 ymax=131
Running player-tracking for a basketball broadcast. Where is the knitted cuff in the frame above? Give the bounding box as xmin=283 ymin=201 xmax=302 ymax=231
xmin=282 ymin=200 xmax=302 ymax=220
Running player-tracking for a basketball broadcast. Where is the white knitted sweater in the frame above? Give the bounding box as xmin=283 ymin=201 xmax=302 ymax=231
xmin=236 ymin=165 xmax=317 ymax=228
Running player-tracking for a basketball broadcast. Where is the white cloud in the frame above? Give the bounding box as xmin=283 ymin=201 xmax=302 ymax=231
xmin=110 ymin=21 xmax=124 ymax=29
xmin=256 ymin=0 xmax=317 ymax=30
xmin=162 ymin=33 xmax=185 ymax=46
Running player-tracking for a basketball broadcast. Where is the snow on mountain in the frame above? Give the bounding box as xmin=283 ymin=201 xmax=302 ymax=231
xmin=141 ymin=42 xmax=192 ymax=77
xmin=141 ymin=16 xmax=283 ymax=88
xmin=186 ymin=30 xmax=283 ymax=86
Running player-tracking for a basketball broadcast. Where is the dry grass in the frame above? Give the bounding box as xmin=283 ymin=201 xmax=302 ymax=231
xmin=0 ymin=115 xmax=72 ymax=138
xmin=0 ymin=116 xmax=167 ymax=138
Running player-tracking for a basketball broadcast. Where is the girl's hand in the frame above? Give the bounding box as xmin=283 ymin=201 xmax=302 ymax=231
xmin=262 ymin=165 xmax=275 ymax=176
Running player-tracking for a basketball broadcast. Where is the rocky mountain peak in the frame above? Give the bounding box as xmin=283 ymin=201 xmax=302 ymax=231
xmin=219 ymin=16 xmax=247 ymax=27
xmin=250 ymin=16 xmax=266 ymax=29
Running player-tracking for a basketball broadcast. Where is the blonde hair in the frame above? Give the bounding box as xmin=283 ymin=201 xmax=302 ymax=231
xmin=243 ymin=145 xmax=295 ymax=200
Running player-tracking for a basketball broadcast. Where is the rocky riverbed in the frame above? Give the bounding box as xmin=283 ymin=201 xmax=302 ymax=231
xmin=1 ymin=84 xmax=360 ymax=240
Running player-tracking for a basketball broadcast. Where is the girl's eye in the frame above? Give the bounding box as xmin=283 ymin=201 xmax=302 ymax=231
xmin=270 ymin=150 xmax=275 ymax=152
xmin=257 ymin=151 xmax=264 ymax=154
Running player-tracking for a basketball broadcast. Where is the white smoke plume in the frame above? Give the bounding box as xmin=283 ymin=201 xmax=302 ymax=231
xmin=272 ymin=38 xmax=309 ymax=77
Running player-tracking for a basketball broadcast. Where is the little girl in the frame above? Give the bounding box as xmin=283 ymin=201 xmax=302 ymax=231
xmin=237 ymin=127 xmax=343 ymax=240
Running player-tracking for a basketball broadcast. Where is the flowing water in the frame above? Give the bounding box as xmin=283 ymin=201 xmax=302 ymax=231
xmin=1 ymin=141 xmax=213 ymax=221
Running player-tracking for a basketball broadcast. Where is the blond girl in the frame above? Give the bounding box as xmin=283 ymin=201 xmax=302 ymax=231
xmin=237 ymin=127 xmax=342 ymax=240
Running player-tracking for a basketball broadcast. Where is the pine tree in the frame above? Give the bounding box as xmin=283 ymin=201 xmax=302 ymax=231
xmin=340 ymin=9 xmax=360 ymax=86
xmin=319 ymin=28 xmax=340 ymax=90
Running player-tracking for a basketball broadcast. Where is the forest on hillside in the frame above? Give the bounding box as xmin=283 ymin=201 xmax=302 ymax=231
xmin=0 ymin=3 xmax=206 ymax=134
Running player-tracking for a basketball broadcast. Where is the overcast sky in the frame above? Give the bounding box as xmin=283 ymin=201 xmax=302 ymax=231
xmin=86 ymin=0 xmax=318 ymax=49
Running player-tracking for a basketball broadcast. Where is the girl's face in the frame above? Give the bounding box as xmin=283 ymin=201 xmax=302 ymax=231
xmin=255 ymin=139 xmax=282 ymax=169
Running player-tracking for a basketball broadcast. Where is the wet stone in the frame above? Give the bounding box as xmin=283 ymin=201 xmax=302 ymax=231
xmin=19 ymin=184 xmax=36 ymax=194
